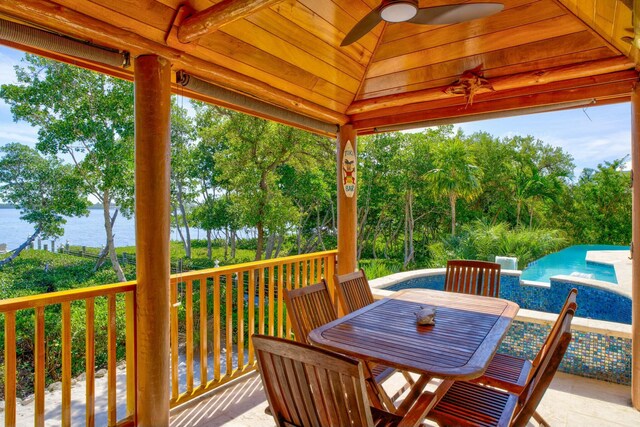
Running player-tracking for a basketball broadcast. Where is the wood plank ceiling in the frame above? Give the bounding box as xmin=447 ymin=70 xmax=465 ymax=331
xmin=0 ymin=0 xmax=636 ymax=135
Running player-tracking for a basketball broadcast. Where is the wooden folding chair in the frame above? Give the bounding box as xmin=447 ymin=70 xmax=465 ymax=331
xmin=426 ymin=291 xmax=576 ymax=427
xmin=284 ymin=280 xmax=405 ymax=412
xmin=253 ymin=334 xmax=436 ymax=427
xmin=445 ymin=259 xmax=501 ymax=297
xmin=334 ymin=269 xmax=416 ymax=396
xmin=468 ymin=288 xmax=578 ymax=426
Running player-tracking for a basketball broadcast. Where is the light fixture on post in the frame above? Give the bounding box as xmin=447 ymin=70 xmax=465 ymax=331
xmin=379 ymin=0 xmax=418 ymax=22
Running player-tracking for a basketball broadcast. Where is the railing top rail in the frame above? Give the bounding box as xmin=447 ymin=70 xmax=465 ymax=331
xmin=0 ymin=281 xmax=137 ymax=313
xmin=169 ymin=250 xmax=338 ymax=282
xmin=0 ymin=250 xmax=338 ymax=312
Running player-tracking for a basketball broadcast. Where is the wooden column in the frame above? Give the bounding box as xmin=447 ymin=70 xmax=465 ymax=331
xmin=134 ymin=55 xmax=172 ymax=426
xmin=336 ymin=124 xmax=358 ymax=275
xmin=632 ymin=84 xmax=640 ymax=411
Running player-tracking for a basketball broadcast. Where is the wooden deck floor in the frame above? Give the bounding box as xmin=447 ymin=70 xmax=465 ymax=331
xmin=171 ymin=371 xmax=640 ymax=427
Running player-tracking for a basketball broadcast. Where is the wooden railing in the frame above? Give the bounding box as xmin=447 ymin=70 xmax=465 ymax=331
xmin=0 ymin=250 xmax=337 ymax=426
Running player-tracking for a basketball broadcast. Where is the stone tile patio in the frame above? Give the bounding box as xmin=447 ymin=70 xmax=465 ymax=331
xmin=170 ymin=371 xmax=640 ymax=427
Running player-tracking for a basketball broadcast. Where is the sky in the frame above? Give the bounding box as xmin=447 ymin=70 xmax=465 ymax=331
xmin=0 ymin=45 xmax=633 ymax=177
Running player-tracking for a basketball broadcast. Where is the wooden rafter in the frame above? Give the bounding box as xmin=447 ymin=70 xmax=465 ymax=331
xmin=177 ymin=0 xmax=281 ymax=44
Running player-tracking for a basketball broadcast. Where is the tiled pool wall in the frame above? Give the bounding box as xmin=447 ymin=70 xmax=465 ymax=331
xmin=386 ymin=272 xmax=632 ymax=324
xmin=500 ymin=320 xmax=632 ymax=385
xmin=380 ymin=270 xmax=632 ymax=384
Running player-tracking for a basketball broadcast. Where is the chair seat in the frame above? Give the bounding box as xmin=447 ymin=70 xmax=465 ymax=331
xmin=428 ymin=381 xmax=518 ymax=427
xmin=472 ymin=353 xmax=532 ymax=393
xmin=371 ymin=407 xmax=425 ymax=427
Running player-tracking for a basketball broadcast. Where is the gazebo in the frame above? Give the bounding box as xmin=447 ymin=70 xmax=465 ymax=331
xmin=0 ymin=0 xmax=638 ymax=425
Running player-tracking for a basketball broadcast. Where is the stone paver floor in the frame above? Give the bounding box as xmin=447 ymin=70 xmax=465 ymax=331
xmin=171 ymin=371 xmax=640 ymax=427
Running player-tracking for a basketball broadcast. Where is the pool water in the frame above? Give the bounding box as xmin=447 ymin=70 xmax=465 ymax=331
xmin=521 ymin=245 xmax=628 ymax=284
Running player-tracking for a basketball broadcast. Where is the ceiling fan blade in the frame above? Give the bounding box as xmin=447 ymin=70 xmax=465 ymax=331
xmin=342 ymin=7 xmax=384 ymax=46
xmin=409 ymin=3 xmax=504 ymax=25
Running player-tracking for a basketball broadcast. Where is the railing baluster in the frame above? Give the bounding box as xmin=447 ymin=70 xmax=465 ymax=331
xmin=247 ymin=269 xmax=255 ymax=366
xmin=309 ymin=258 xmax=316 ymax=285
xmin=287 ymin=262 xmax=294 ymax=338
xmin=61 ymin=302 xmax=71 ymax=427
xmin=170 ymin=281 xmax=179 ymax=399
xmin=213 ymin=275 xmax=221 ymax=381
xmin=4 ymin=311 xmax=16 ymax=427
xmin=34 ymin=306 xmax=45 ymax=427
xmin=225 ymin=274 xmax=233 ymax=376
xmin=268 ymin=265 xmax=275 ymax=337
xmin=295 ymin=261 xmax=301 ymax=290
xmin=258 ymin=267 xmax=265 ymax=335
xmin=107 ymin=294 xmax=116 ymax=426
xmin=200 ymin=279 xmax=208 ymax=386
xmin=186 ymin=280 xmax=194 ymax=393
xmin=277 ymin=263 xmax=284 ymax=338
xmin=86 ymin=298 xmax=95 ymax=427
xmin=302 ymin=258 xmax=308 ymax=288
xmin=125 ymin=291 xmax=136 ymax=417
xmin=236 ymin=271 xmax=244 ymax=370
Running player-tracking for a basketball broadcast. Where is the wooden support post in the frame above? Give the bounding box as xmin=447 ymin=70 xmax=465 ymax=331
xmin=633 ymin=84 xmax=640 ymax=411
xmin=336 ymin=124 xmax=357 ymax=275
xmin=134 ymin=54 xmax=172 ymax=426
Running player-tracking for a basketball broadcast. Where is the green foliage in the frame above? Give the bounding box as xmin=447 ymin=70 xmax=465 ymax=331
xmin=566 ymin=158 xmax=631 ymax=245
xmin=0 ymin=143 xmax=89 ymax=241
xmin=428 ymin=221 xmax=566 ymax=269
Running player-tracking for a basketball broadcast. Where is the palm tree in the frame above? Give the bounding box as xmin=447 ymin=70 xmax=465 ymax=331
xmin=426 ymin=137 xmax=483 ymax=236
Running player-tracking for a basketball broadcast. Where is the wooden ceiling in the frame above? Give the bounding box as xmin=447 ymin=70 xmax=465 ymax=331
xmin=0 ymin=0 xmax=637 ymax=135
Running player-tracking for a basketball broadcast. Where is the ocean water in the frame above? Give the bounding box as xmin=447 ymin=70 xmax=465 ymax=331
xmin=0 ymin=208 xmax=215 ymax=250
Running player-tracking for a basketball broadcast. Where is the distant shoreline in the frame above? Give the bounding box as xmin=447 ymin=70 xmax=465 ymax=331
xmin=0 ymin=204 xmax=108 ymax=210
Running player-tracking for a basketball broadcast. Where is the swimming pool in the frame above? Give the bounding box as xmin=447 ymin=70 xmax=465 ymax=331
xmin=521 ymin=245 xmax=627 ymax=284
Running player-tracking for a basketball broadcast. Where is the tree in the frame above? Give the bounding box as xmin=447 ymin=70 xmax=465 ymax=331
xmin=1 ymin=55 xmax=134 ymax=281
xmin=426 ymin=133 xmax=483 ymax=236
xmin=0 ymin=143 xmax=89 ymax=266
xmin=216 ymin=111 xmax=330 ymax=260
xmin=170 ymin=99 xmax=197 ymax=258
xmin=569 ymin=158 xmax=631 ymax=244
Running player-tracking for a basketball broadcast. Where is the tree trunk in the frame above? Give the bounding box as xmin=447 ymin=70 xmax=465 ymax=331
xmin=316 ymin=209 xmax=325 ymax=251
xmin=404 ymin=189 xmax=415 ymax=268
xmin=224 ymin=226 xmax=229 ymax=260
xmin=255 ymin=221 xmax=264 ymax=261
xmin=516 ymin=200 xmax=522 ymax=226
xmin=265 ymin=233 xmax=275 ymax=260
xmin=103 ymin=193 xmax=126 ymax=282
xmin=274 ymin=234 xmax=283 ymax=258
xmin=230 ymin=229 xmax=237 ymax=259
xmin=94 ymin=208 xmax=119 ymax=271
xmin=450 ymin=194 xmax=457 ymax=237
xmin=206 ymin=229 xmax=212 ymax=260
xmin=0 ymin=228 xmax=40 ymax=267
xmin=172 ymin=205 xmax=187 ymax=253
xmin=177 ymin=182 xmax=191 ymax=258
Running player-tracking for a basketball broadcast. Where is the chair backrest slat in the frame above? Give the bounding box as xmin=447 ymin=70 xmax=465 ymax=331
xmin=511 ymin=289 xmax=577 ymax=427
xmin=334 ymin=269 xmax=375 ymax=313
xmin=253 ymin=335 xmax=374 ymax=427
xmin=284 ymin=280 xmax=337 ymax=344
xmin=445 ymin=260 xmax=501 ymax=297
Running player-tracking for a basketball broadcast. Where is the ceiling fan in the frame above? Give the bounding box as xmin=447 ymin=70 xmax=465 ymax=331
xmin=342 ymin=0 xmax=504 ymax=46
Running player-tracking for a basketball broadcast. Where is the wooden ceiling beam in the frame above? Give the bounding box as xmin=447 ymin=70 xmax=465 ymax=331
xmin=0 ymin=0 xmax=347 ymax=125
xmin=352 ymin=70 xmax=639 ymax=121
xmin=347 ymin=56 xmax=634 ymax=115
xmin=352 ymin=76 xmax=637 ymax=132
xmin=177 ymin=0 xmax=280 ymax=44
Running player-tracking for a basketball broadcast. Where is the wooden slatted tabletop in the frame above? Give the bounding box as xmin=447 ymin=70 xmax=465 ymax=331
xmin=309 ymin=289 xmax=519 ymax=380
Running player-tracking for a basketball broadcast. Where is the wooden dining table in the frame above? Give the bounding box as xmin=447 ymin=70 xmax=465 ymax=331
xmin=308 ymin=288 xmax=519 ymax=413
